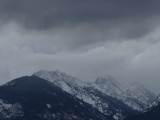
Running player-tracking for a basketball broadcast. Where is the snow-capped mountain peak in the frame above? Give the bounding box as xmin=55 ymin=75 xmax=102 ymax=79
xmin=33 ymin=70 xmax=89 ymax=95
xmin=0 ymin=76 xmax=108 ymax=120
xmin=125 ymin=82 xmax=156 ymax=106
xmin=34 ymin=70 xmax=86 ymax=86
xmin=94 ymin=76 xmax=124 ymax=97
xmin=93 ymin=76 xmax=156 ymax=111
xmin=34 ymin=70 xmax=140 ymax=119
xmin=95 ymin=75 xmax=123 ymax=89
xmin=126 ymin=82 xmax=146 ymax=92
xmin=33 ymin=69 xmax=156 ymax=119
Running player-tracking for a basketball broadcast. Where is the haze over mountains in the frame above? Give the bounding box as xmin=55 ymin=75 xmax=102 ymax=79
xmin=0 ymin=69 xmax=158 ymax=120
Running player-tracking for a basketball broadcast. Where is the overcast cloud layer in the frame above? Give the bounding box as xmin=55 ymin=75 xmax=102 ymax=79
xmin=0 ymin=0 xmax=160 ymax=94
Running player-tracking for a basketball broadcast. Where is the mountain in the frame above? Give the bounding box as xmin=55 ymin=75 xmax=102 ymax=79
xmin=94 ymin=76 xmax=123 ymax=98
xmin=0 ymin=69 xmax=155 ymax=120
xmin=93 ymin=77 xmax=156 ymax=111
xmin=0 ymin=76 xmax=108 ymax=120
xmin=145 ymin=94 xmax=160 ymax=112
xmin=125 ymin=95 xmax=160 ymax=120
xmin=34 ymin=70 xmax=139 ymax=120
xmin=124 ymin=82 xmax=156 ymax=110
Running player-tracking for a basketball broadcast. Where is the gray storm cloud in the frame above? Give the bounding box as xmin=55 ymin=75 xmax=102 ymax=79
xmin=0 ymin=0 xmax=160 ymax=94
xmin=0 ymin=0 xmax=160 ymax=34
xmin=0 ymin=0 xmax=160 ymax=49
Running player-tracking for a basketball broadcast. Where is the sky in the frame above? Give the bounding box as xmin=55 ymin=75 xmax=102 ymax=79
xmin=0 ymin=0 xmax=160 ymax=94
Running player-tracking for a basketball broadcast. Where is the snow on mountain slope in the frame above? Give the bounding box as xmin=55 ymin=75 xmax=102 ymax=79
xmin=144 ymin=94 xmax=160 ymax=113
xmin=93 ymin=76 xmax=156 ymax=111
xmin=125 ymin=94 xmax=160 ymax=120
xmin=34 ymin=70 xmax=87 ymax=93
xmin=34 ymin=70 xmax=101 ymax=107
xmin=0 ymin=76 xmax=108 ymax=120
xmin=150 ymin=94 xmax=160 ymax=107
xmin=125 ymin=82 xmax=156 ymax=107
xmin=34 ymin=70 xmax=139 ymax=120
xmin=34 ymin=70 xmax=97 ymax=107
xmin=94 ymin=76 xmax=124 ymax=99
xmin=0 ymin=99 xmax=23 ymax=119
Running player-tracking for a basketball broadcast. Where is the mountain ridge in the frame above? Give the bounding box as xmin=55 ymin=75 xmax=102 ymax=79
xmin=0 ymin=75 xmax=108 ymax=120
xmin=33 ymin=69 xmax=155 ymax=119
xmin=125 ymin=95 xmax=160 ymax=120
xmin=0 ymin=69 xmax=156 ymax=120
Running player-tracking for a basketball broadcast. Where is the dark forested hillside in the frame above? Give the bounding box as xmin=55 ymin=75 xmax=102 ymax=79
xmin=0 ymin=76 xmax=108 ymax=120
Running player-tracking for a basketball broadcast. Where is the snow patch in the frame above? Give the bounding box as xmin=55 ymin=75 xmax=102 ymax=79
xmin=47 ymin=104 xmax=52 ymax=109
